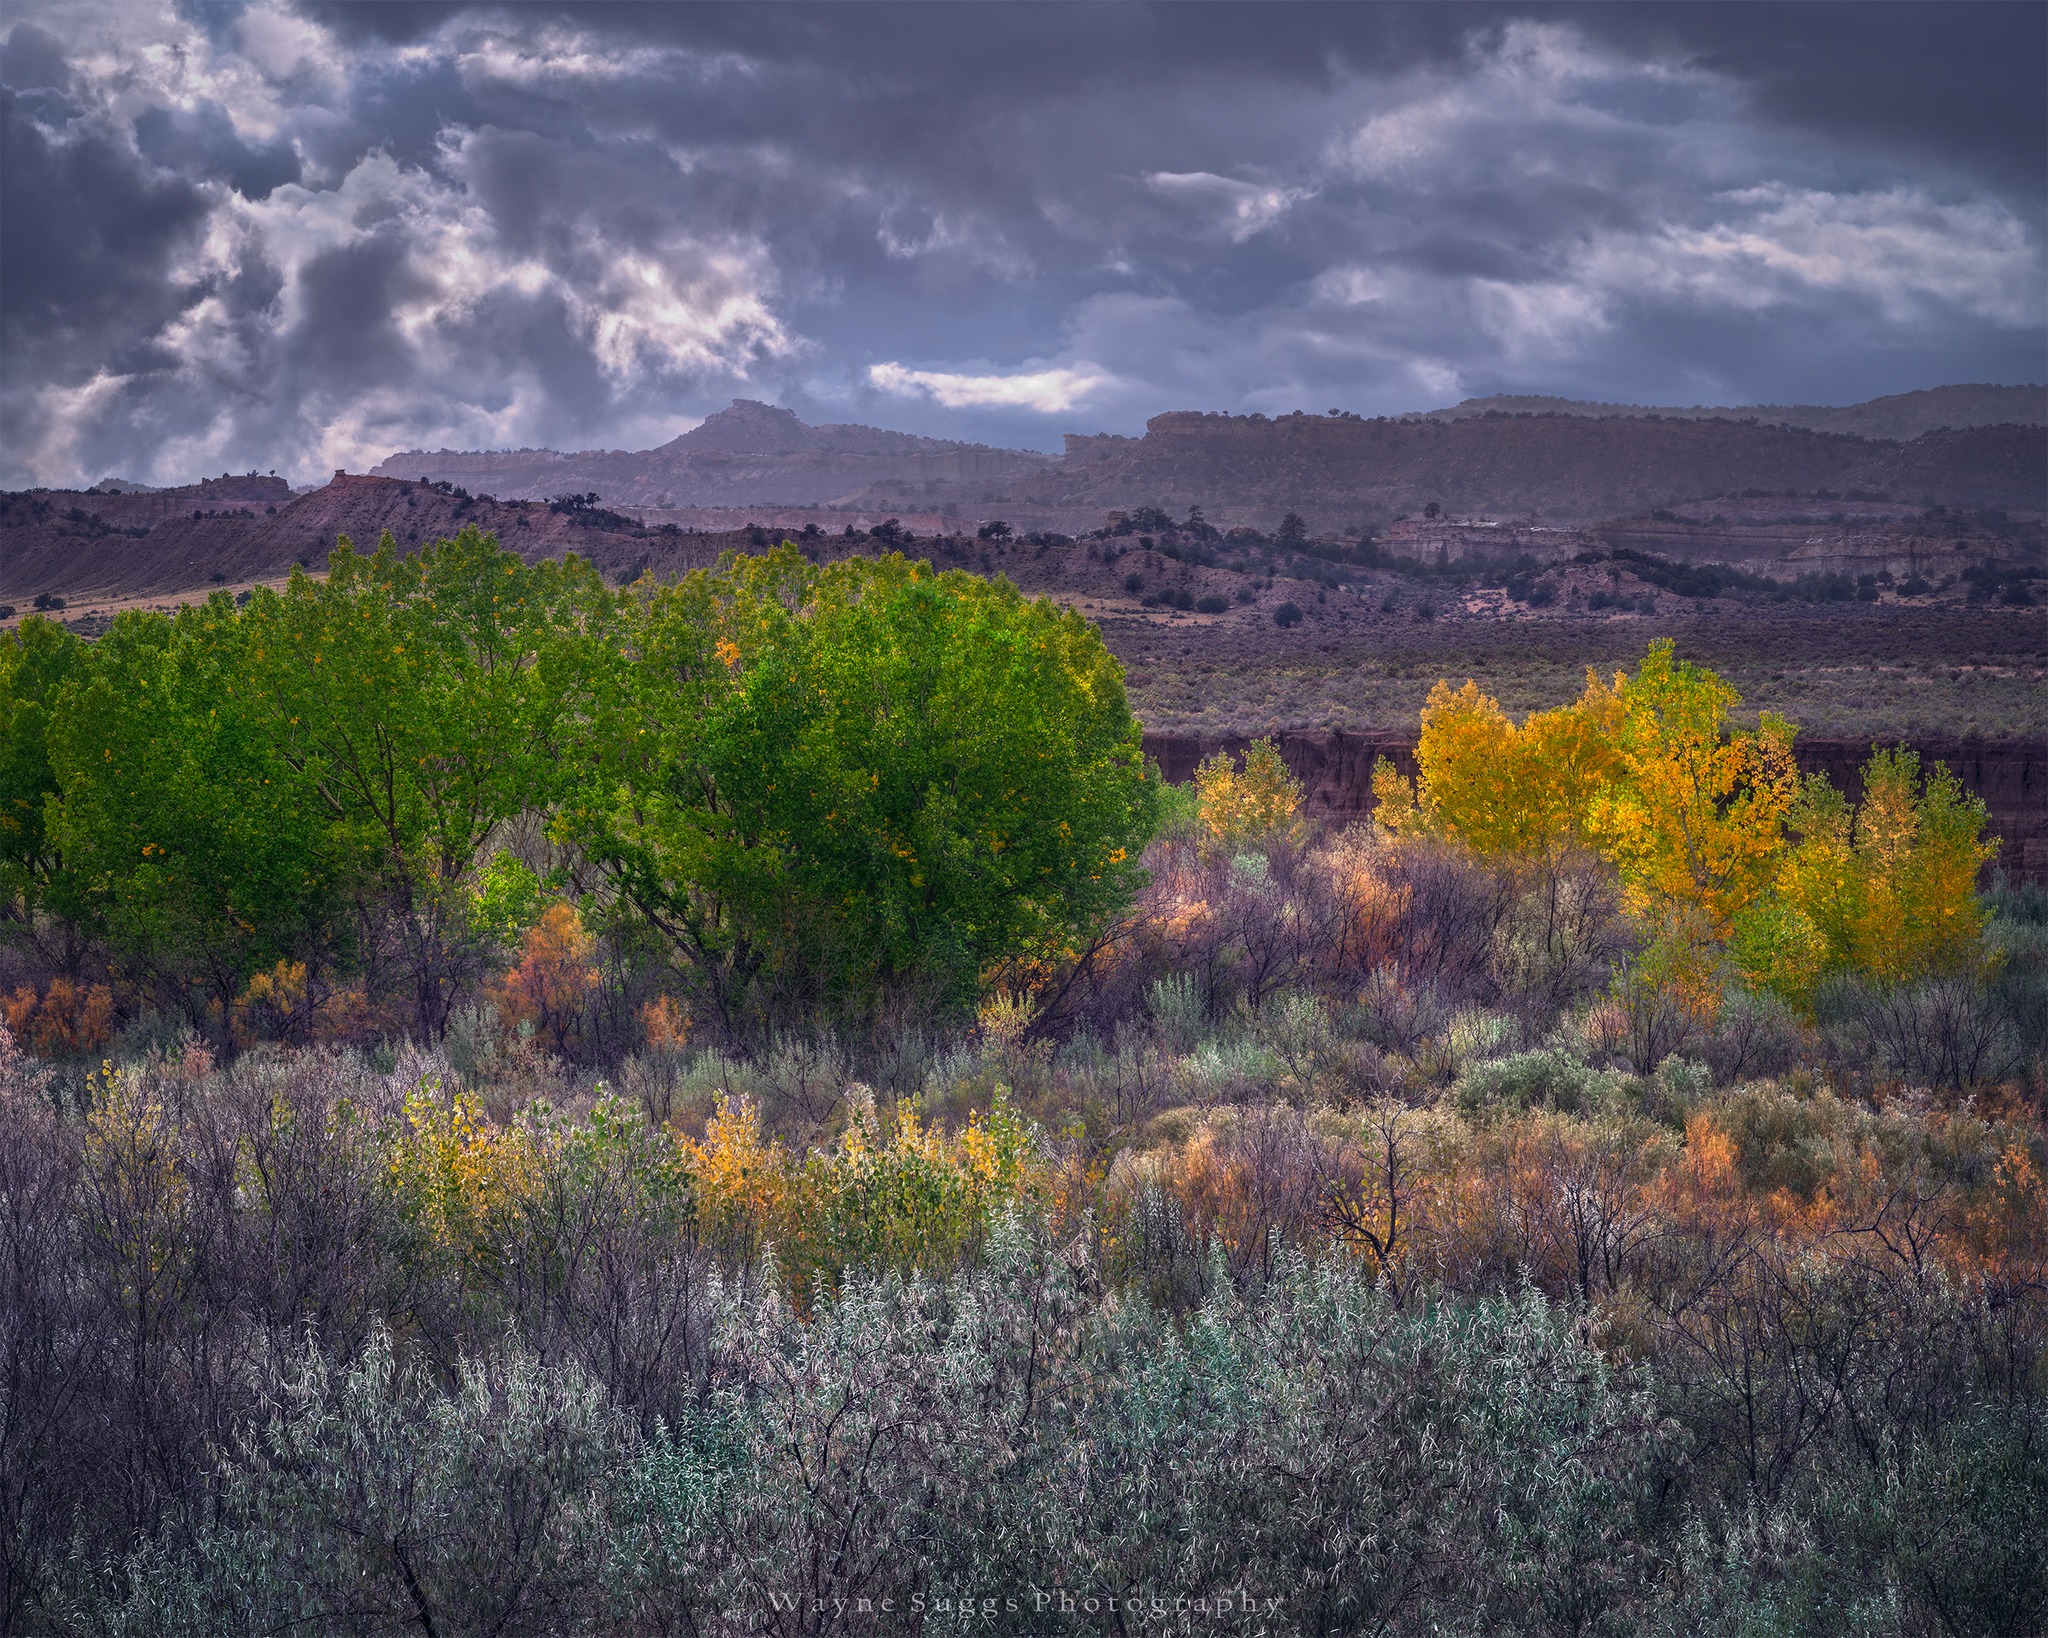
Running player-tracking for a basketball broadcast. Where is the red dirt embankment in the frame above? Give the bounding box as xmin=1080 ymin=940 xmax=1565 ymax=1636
xmin=1142 ymin=730 xmax=2048 ymax=883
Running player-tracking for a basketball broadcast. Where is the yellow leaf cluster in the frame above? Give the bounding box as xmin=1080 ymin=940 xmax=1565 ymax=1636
xmin=680 ymin=1087 xmax=1038 ymax=1302
xmin=680 ymin=1093 xmax=788 ymax=1245
xmin=1372 ymin=641 xmax=1993 ymax=1005
xmin=386 ymin=1083 xmax=535 ymax=1268
xmin=1377 ymin=641 xmax=1797 ymax=935
xmin=1736 ymin=746 xmax=1996 ymax=1006
xmin=1374 ymin=674 xmax=1622 ymax=862
xmin=1195 ymin=738 xmax=1303 ymax=858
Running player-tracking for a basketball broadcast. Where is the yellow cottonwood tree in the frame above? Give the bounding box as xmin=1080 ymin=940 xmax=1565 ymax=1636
xmin=1376 ymin=644 xmax=1995 ymax=1012
xmin=1194 ymin=738 xmax=1303 ymax=857
xmin=1585 ymin=640 xmax=1800 ymax=937
xmin=1377 ymin=643 xmax=1800 ymax=983
xmin=1372 ymin=676 xmax=1620 ymax=863
xmin=1737 ymin=746 xmax=1996 ymax=1006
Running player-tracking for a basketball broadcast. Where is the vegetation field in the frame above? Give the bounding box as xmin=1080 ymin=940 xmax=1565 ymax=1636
xmin=0 ymin=527 xmax=2041 ymax=1635
xmin=1112 ymin=605 xmax=2048 ymax=738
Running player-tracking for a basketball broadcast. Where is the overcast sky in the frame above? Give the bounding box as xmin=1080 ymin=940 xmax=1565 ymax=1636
xmin=3 ymin=1 xmax=2043 ymax=488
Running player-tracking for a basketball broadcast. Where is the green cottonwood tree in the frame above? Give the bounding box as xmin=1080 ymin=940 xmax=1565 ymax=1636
xmin=45 ymin=597 xmax=347 ymax=1026
xmin=238 ymin=527 xmax=612 ymax=1037
xmin=0 ymin=616 xmax=85 ymax=938
xmin=575 ymin=545 xmax=1157 ymax=1033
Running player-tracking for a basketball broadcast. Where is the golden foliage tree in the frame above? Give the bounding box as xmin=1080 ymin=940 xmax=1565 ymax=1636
xmin=1585 ymin=640 xmax=1800 ymax=938
xmin=1194 ymin=738 xmax=1303 ymax=857
xmin=1377 ymin=641 xmax=1799 ymax=935
xmin=1375 ymin=643 xmax=2000 ymax=1013
xmin=1737 ymin=746 xmax=1996 ymax=1006
xmin=1372 ymin=676 xmax=1620 ymax=863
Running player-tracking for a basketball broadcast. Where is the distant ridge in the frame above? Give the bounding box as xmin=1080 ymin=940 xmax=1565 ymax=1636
xmin=1418 ymin=384 xmax=2046 ymax=442
xmin=367 ymin=385 xmax=2046 ymax=524
xmin=375 ymin=398 xmax=1051 ymax=506
xmin=1041 ymin=412 xmax=2043 ymax=522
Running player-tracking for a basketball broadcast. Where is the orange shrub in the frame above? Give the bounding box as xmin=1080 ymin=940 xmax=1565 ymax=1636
xmin=641 ymin=994 xmax=690 ymax=1052
xmin=311 ymin=985 xmax=386 ymax=1046
xmin=496 ymin=902 xmax=599 ymax=1053
xmin=3 ymin=978 xmax=115 ymax=1059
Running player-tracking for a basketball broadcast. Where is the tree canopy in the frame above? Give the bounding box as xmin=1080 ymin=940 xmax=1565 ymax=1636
xmin=0 ymin=531 xmax=1157 ymax=1041
xmin=1373 ymin=639 xmax=1993 ymax=1011
xmin=575 ymin=545 xmax=1157 ymax=1028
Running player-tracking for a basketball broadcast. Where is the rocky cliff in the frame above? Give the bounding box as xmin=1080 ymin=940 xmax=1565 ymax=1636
xmin=0 ymin=474 xmax=658 ymax=601
xmin=365 ymin=390 xmax=2045 ymax=529
xmin=1047 ymin=412 xmax=2046 ymax=524
xmin=1418 ymin=383 xmax=2047 ymax=442
xmin=7 ymin=475 xmax=294 ymax=531
xmin=1142 ymin=730 xmax=2048 ymax=882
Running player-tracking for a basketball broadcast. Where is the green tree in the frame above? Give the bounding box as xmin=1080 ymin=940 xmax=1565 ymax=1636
xmin=44 ymin=597 xmax=346 ymax=1028
xmin=0 ymin=616 xmax=85 ymax=937
xmin=239 ymin=528 xmax=612 ymax=1036
xmin=576 ymin=546 xmax=1157 ymax=1033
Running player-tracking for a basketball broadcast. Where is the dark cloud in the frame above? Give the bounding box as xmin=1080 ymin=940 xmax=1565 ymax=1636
xmin=135 ymin=103 xmax=302 ymax=199
xmin=286 ymin=235 xmax=419 ymax=382
xmin=0 ymin=22 xmax=69 ymax=90
xmin=1 ymin=2 xmax=2040 ymax=486
xmin=297 ymin=0 xmax=2045 ymax=184
xmin=0 ymin=81 xmax=212 ymax=387
xmin=1599 ymin=1 xmax=2048 ymax=195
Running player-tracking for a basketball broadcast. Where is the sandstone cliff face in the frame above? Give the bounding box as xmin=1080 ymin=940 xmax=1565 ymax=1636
xmin=1591 ymin=521 xmax=2033 ymax=582
xmin=1051 ymin=413 xmax=2046 ymax=521
xmin=368 ymin=393 xmax=2043 ymax=527
xmin=1142 ymin=730 xmax=2048 ymax=882
xmin=1378 ymin=519 xmax=1586 ymax=565
xmin=1417 ymin=384 xmax=2047 ymax=442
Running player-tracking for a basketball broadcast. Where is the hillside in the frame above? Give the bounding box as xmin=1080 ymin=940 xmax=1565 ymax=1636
xmin=0 ymin=476 xmax=660 ymax=602
xmin=1421 ymin=383 xmax=2047 ymax=441
xmin=373 ymin=398 xmax=1052 ymax=507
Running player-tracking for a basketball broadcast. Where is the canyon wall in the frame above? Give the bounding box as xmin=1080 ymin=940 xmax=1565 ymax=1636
xmin=366 ymin=391 xmax=2044 ymax=528
xmin=1049 ymin=414 xmax=2047 ymax=522
xmin=1417 ymin=383 xmax=2047 ymax=442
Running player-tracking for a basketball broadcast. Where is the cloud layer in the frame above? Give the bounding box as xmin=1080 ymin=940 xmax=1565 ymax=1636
xmin=2 ymin=2 xmax=2041 ymax=487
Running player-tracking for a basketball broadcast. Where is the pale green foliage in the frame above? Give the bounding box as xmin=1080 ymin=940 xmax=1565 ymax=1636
xmin=1146 ymin=970 xmax=1206 ymax=1051
xmin=74 ymin=1231 xmax=1678 ymax=1637
xmin=1456 ymin=1047 xmax=1604 ymax=1120
xmin=68 ymin=1329 xmax=630 ymax=1637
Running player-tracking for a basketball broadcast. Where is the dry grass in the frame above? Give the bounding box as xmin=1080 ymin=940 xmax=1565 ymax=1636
xmin=1110 ymin=605 xmax=2048 ymax=738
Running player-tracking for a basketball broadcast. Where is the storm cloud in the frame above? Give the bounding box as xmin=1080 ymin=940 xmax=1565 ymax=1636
xmin=2 ymin=1 xmax=2041 ymax=487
